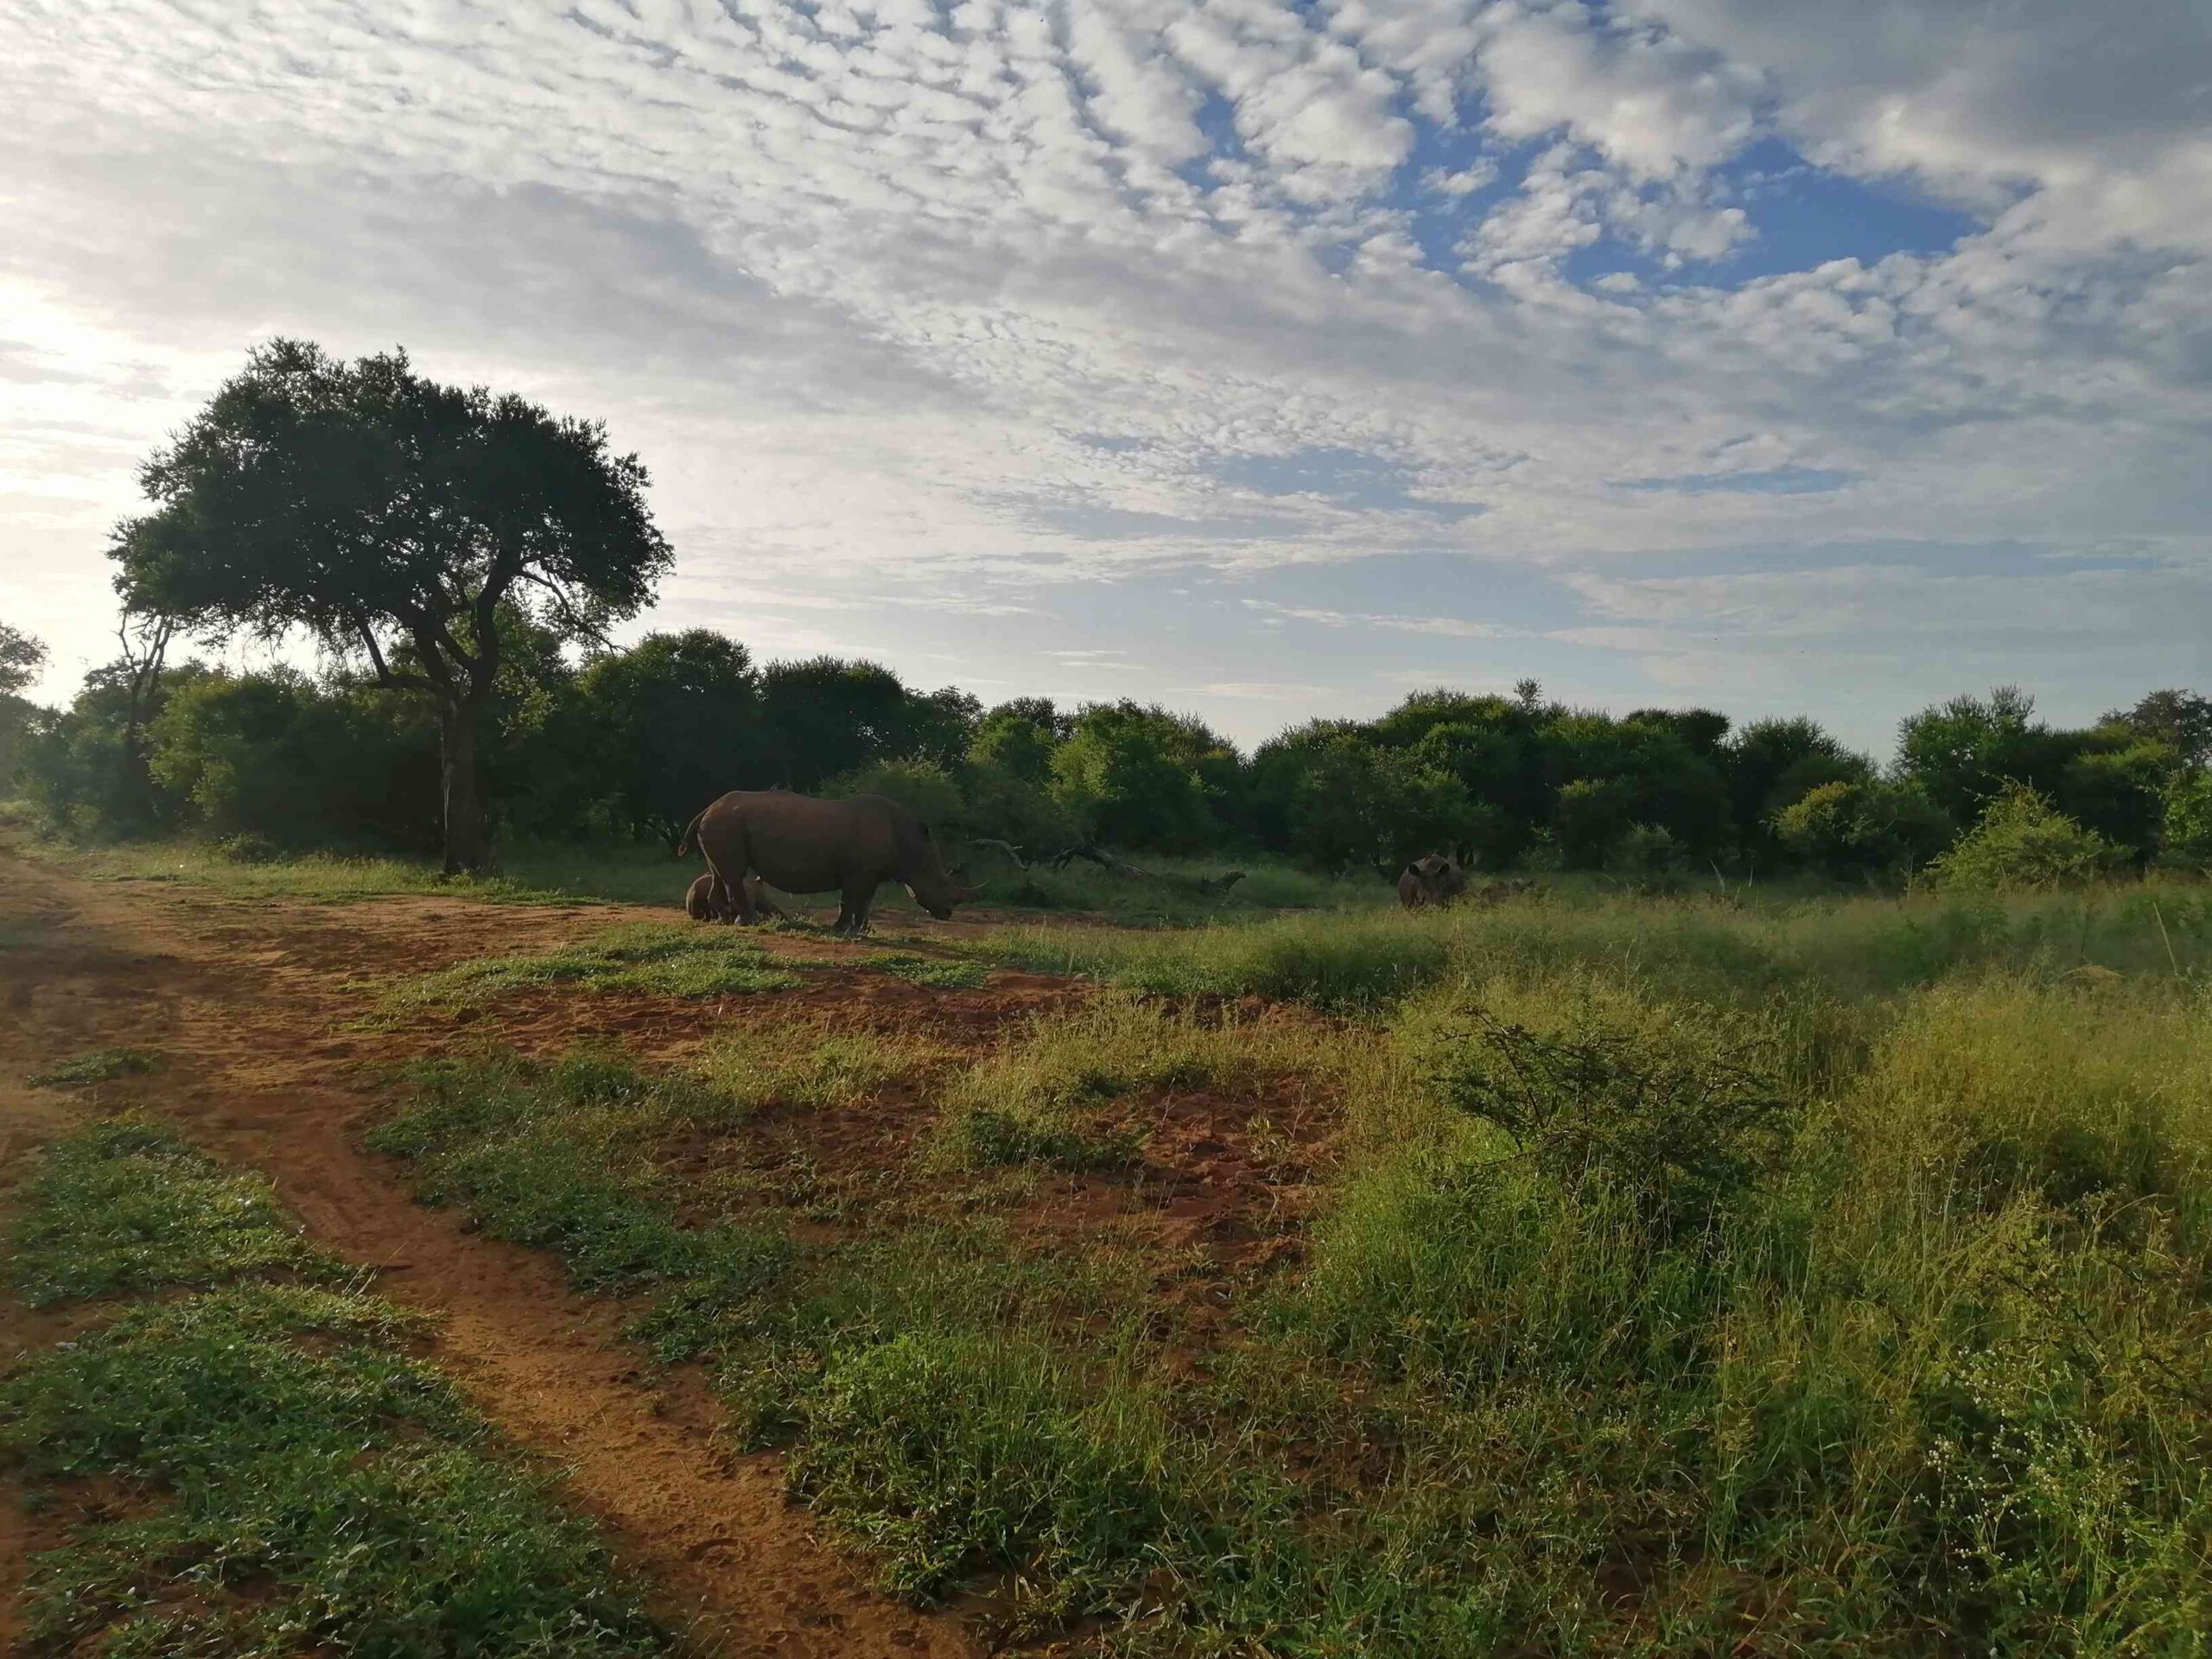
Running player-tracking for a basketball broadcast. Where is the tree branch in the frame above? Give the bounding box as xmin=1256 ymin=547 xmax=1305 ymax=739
xmin=353 ymin=616 xmax=435 ymax=694
xmin=517 ymin=569 xmax=610 ymax=649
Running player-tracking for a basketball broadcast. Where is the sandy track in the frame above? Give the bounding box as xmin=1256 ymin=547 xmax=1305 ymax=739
xmin=0 ymin=852 xmax=985 ymax=1658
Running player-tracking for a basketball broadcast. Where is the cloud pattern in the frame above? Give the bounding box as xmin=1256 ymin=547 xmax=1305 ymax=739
xmin=1 ymin=0 xmax=2206 ymax=747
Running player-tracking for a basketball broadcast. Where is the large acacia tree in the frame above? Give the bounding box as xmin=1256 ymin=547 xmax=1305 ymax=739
xmin=112 ymin=340 xmax=671 ymax=871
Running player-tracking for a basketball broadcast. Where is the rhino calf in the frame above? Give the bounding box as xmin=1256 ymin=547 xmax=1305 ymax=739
xmin=1397 ymin=853 xmax=1469 ymax=910
xmin=685 ymin=872 xmax=728 ymax=921
xmin=685 ymin=871 xmax=793 ymax=925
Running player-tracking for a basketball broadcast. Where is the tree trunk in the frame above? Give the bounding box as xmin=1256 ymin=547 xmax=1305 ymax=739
xmin=439 ymin=697 xmax=491 ymax=874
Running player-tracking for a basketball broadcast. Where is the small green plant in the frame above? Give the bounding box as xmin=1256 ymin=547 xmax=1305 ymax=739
xmin=27 ymin=1046 xmax=161 ymax=1087
xmin=7 ymin=1117 xmax=331 ymax=1304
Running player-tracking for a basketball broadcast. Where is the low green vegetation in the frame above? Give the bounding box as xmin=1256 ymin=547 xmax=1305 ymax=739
xmin=7 ymin=1116 xmax=328 ymax=1305
xmin=365 ymin=887 xmax=2212 ymax=1652
xmin=26 ymin=1046 xmax=162 ymax=1088
xmin=860 ymin=951 xmax=991 ymax=989
xmin=6 ymin=832 xmax=709 ymax=907
xmin=688 ymin=1019 xmax=943 ymax=1122
xmin=379 ymin=920 xmax=806 ymax=1016
xmin=0 ymin=1119 xmax=665 ymax=1658
xmin=973 ymin=880 xmax=2212 ymax=1012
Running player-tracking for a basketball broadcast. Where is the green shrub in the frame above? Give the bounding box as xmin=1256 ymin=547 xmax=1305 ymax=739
xmin=2161 ymin=771 xmax=2212 ymax=872
xmin=1605 ymin=822 xmax=1686 ymax=889
xmin=1418 ymin=998 xmax=1796 ymax=1244
xmin=826 ymin=757 xmax=965 ymax=829
xmin=1771 ymin=778 xmax=1952 ymax=878
xmin=1930 ymin=783 xmax=2123 ymax=892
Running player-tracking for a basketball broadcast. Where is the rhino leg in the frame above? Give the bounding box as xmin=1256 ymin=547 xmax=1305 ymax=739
xmin=702 ymin=821 xmax=759 ymax=925
xmin=834 ymin=878 xmax=876 ymax=937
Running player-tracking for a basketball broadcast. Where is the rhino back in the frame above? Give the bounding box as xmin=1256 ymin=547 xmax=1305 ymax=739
xmin=702 ymin=791 xmax=905 ymax=894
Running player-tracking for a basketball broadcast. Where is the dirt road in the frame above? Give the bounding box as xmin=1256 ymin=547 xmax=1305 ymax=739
xmin=0 ymin=851 xmax=995 ymax=1657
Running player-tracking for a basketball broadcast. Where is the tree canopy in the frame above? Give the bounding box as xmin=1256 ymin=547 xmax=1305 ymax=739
xmin=110 ymin=340 xmax=671 ymax=871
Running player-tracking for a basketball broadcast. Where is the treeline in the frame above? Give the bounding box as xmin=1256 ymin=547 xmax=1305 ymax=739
xmin=7 ymin=614 xmax=2209 ymax=883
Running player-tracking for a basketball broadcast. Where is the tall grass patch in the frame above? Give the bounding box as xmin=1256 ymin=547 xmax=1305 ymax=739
xmin=1259 ymin=959 xmax=2212 ymax=1652
xmin=975 ymin=881 xmax=2212 ymax=1013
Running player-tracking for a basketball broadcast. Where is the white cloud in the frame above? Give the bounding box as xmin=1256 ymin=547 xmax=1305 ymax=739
xmin=1467 ymin=0 xmax=1760 ymax=179
xmin=1244 ymin=601 xmax=1519 ymax=639
xmin=0 ymin=0 xmax=2201 ymax=751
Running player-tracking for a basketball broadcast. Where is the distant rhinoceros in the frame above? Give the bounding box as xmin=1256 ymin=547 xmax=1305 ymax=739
xmin=1397 ymin=853 xmax=1469 ymax=910
xmin=678 ymin=791 xmax=982 ymax=935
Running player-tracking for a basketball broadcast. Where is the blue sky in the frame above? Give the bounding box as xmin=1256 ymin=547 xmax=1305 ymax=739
xmin=1 ymin=0 xmax=2206 ymax=759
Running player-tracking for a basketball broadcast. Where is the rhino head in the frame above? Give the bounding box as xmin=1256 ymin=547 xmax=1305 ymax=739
xmin=902 ymin=830 xmax=986 ymax=920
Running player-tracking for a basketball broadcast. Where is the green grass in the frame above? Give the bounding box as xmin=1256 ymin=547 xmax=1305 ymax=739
xmin=378 ymin=920 xmax=807 ymax=1016
xmin=0 ymin=1120 xmax=667 ymax=1658
xmin=688 ymin=1021 xmax=943 ymax=1122
xmin=363 ymin=884 xmax=2212 ymax=1652
xmin=6 ymin=1117 xmax=332 ymax=1305
xmin=860 ymin=951 xmax=990 ymax=989
xmin=27 ymin=1046 xmax=162 ymax=1087
xmin=970 ymin=880 xmax=2212 ymax=1012
xmin=10 ymin=823 xmax=1381 ymax=920
xmin=964 ymin=853 xmax=1385 ymax=922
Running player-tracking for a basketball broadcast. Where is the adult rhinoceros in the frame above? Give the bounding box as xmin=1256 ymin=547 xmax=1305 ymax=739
xmin=677 ymin=791 xmax=981 ymax=935
xmin=1397 ymin=852 xmax=1469 ymax=909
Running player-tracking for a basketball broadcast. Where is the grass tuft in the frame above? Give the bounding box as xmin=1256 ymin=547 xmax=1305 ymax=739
xmin=687 ymin=1021 xmax=941 ymax=1122
xmin=27 ymin=1046 xmax=162 ymax=1087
